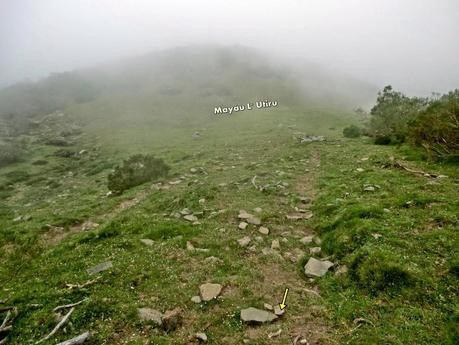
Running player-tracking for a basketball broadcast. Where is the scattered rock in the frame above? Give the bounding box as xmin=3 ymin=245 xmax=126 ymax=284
xmin=138 ymin=308 xmax=163 ymax=326
xmin=238 ymin=236 xmax=251 ymax=247
xmin=304 ymin=258 xmax=333 ymax=277
xmin=363 ymin=185 xmax=375 ymax=192
xmin=240 ymin=307 xmax=278 ymax=324
xmin=199 ymin=283 xmax=222 ymax=301
xmin=195 ymin=332 xmax=208 ymax=342
xmin=335 ymin=265 xmax=349 ymax=276
xmin=190 ymin=168 xmax=198 ymax=173
xmin=247 ymin=216 xmax=261 ymax=225
xmin=300 ymin=197 xmax=312 ymax=204
xmin=184 ymin=214 xmax=198 ymax=222
xmin=299 ymin=135 xmax=325 ymax=143
xmin=238 ymin=222 xmax=248 ymax=230
xmin=309 ymin=247 xmax=321 ymax=255
xmin=238 ymin=210 xmax=252 ymax=219
xmin=162 ymin=307 xmax=183 ymax=332
xmin=186 ymin=241 xmax=195 ymax=251
xmin=140 ymin=239 xmax=154 ymax=246
xmin=313 ymin=237 xmax=322 ymax=245
xmin=356 ymin=168 xmax=364 ymax=172
xmin=268 ymin=329 xmax=282 ymax=339
xmin=169 ymin=180 xmax=182 ymax=185
xmin=264 ymin=303 xmax=273 ymax=311
xmin=271 ymin=240 xmax=280 ymax=250
xmin=87 ymin=261 xmax=113 ymax=275
xmin=180 ymin=208 xmax=192 ymax=215
xmin=191 ymin=295 xmax=202 ymax=303
xmin=300 ymin=236 xmax=314 ymax=244
xmin=258 ymin=226 xmax=269 ymax=235
xmin=198 ymin=198 xmax=206 ymax=204
xmin=372 ymin=233 xmax=383 ymax=239
xmin=204 ymin=256 xmax=223 ymax=265
xmin=273 ymin=305 xmax=285 ymax=316
xmin=253 ymin=207 xmax=262 ymax=213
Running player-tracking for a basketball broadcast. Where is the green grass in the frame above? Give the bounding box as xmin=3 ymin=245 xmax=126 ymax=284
xmin=0 ymin=100 xmax=457 ymax=344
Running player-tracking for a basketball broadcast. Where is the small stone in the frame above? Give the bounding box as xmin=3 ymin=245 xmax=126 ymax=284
xmin=356 ymin=168 xmax=364 ymax=172
xmin=198 ymin=198 xmax=206 ymax=204
xmin=204 ymin=256 xmax=223 ymax=264
xmin=300 ymin=236 xmax=314 ymax=244
xmin=180 ymin=208 xmax=191 ymax=215
xmin=195 ymin=332 xmax=208 ymax=342
xmin=169 ymin=180 xmax=182 ymax=185
xmin=240 ymin=307 xmax=278 ymax=324
xmin=268 ymin=329 xmax=282 ymax=339
xmin=254 ymin=207 xmax=262 ymax=213
xmin=372 ymin=233 xmax=383 ymax=239
xmin=238 ymin=236 xmax=251 ymax=247
xmin=335 ymin=265 xmax=349 ymax=276
xmin=271 ymin=240 xmax=280 ymax=250
xmin=309 ymin=247 xmax=321 ymax=255
xmin=363 ymin=185 xmax=375 ymax=192
xmin=313 ymin=237 xmax=322 ymax=245
xmin=184 ymin=214 xmax=198 ymax=222
xmin=186 ymin=241 xmax=195 ymax=251
xmin=300 ymin=196 xmax=312 ymax=204
xmin=162 ymin=307 xmax=183 ymax=332
xmin=199 ymin=283 xmax=222 ymax=301
xmin=191 ymin=295 xmax=202 ymax=303
xmin=238 ymin=210 xmax=252 ymax=219
xmin=264 ymin=303 xmax=273 ymax=311
xmin=140 ymin=239 xmax=154 ymax=246
xmin=138 ymin=308 xmax=163 ymax=326
xmin=238 ymin=222 xmax=248 ymax=230
xmin=258 ymin=227 xmax=269 ymax=235
xmin=255 ymin=236 xmax=263 ymax=242
xmin=81 ymin=221 xmax=99 ymax=231
xmin=247 ymin=216 xmax=261 ymax=225
xmin=273 ymin=305 xmax=285 ymax=316
xmin=304 ymin=258 xmax=333 ymax=277
xmin=87 ymin=261 xmax=113 ymax=275
xmin=190 ymin=168 xmax=198 ymax=173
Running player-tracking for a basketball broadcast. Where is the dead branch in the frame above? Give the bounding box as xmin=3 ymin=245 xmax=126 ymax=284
xmin=56 ymin=332 xmax=90 ymax=345
xmin=393 ymin=161 xmax=442 ymax=178
xmin=65 ymin=277 xmax=101 ymax=290
xmin=36 ymin=307 xmax=74 ymax=344
xmin=251 ymin=175 xmax=258 ymax=189
xmin=53 ymin=299 xmax=87 ymax=312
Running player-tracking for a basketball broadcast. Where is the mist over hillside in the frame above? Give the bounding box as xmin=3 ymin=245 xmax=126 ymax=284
xmin=0 ymin=45 xmax=376 ymax=132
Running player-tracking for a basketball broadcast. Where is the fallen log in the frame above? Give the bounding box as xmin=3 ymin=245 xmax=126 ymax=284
xmin=53 ymin=298 xmax=87 ymax=312
xmin=56 ymin=332 xmax=90 ymax=345
xmin=36 ymin=307 xmax=74 ymax=344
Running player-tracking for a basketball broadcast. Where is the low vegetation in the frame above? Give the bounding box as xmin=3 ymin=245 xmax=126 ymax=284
xmin=107 ymin=154 xmax=170 ymax=194
xmin=368 ymin=86 xmax=459 ymax=161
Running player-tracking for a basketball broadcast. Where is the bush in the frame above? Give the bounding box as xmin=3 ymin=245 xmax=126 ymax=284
xmin=0 ymin=143 xmax=21 ymax=167
xmin=108 ymin=154 xmax=170 ymax=194
xmin=408 ymin=90 xmax=459 ymax=160
xmin=343 ymin=125 xmax=362 ymax=138
xmin=374 ymin=135 xmax=392 ymax=145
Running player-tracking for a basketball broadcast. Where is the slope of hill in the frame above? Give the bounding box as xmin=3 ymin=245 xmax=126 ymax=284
xmin=1 ymin=46 xmax=456 ymax=345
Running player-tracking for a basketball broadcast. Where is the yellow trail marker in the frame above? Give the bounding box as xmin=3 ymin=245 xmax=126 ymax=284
xmin=279 ymin=288 xmax=289 ymax=310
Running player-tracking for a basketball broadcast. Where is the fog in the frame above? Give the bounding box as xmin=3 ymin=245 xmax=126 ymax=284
xmin=1 ymin=0 xmax=458 ymax=95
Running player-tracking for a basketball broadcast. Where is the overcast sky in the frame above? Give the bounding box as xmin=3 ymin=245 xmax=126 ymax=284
xmin=1 ymin=0 xmax=458 ymax=95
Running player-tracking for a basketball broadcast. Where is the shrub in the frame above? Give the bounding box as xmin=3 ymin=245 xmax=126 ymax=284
xmin=343 ymin=125 xmax=362 ymax=138
xmin=108 ymin=154 xmax=170 ymax=194
xmin=0 ymin=143 xmax=21 ymax=167
xmin=408 ymin=90 xmax=459 ymax=160
xmin=374 ymin=135 xmax=392 ymax=145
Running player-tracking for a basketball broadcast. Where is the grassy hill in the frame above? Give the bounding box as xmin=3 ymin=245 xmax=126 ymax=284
xmin=0 ymin=46 xmax=457 ymax=344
